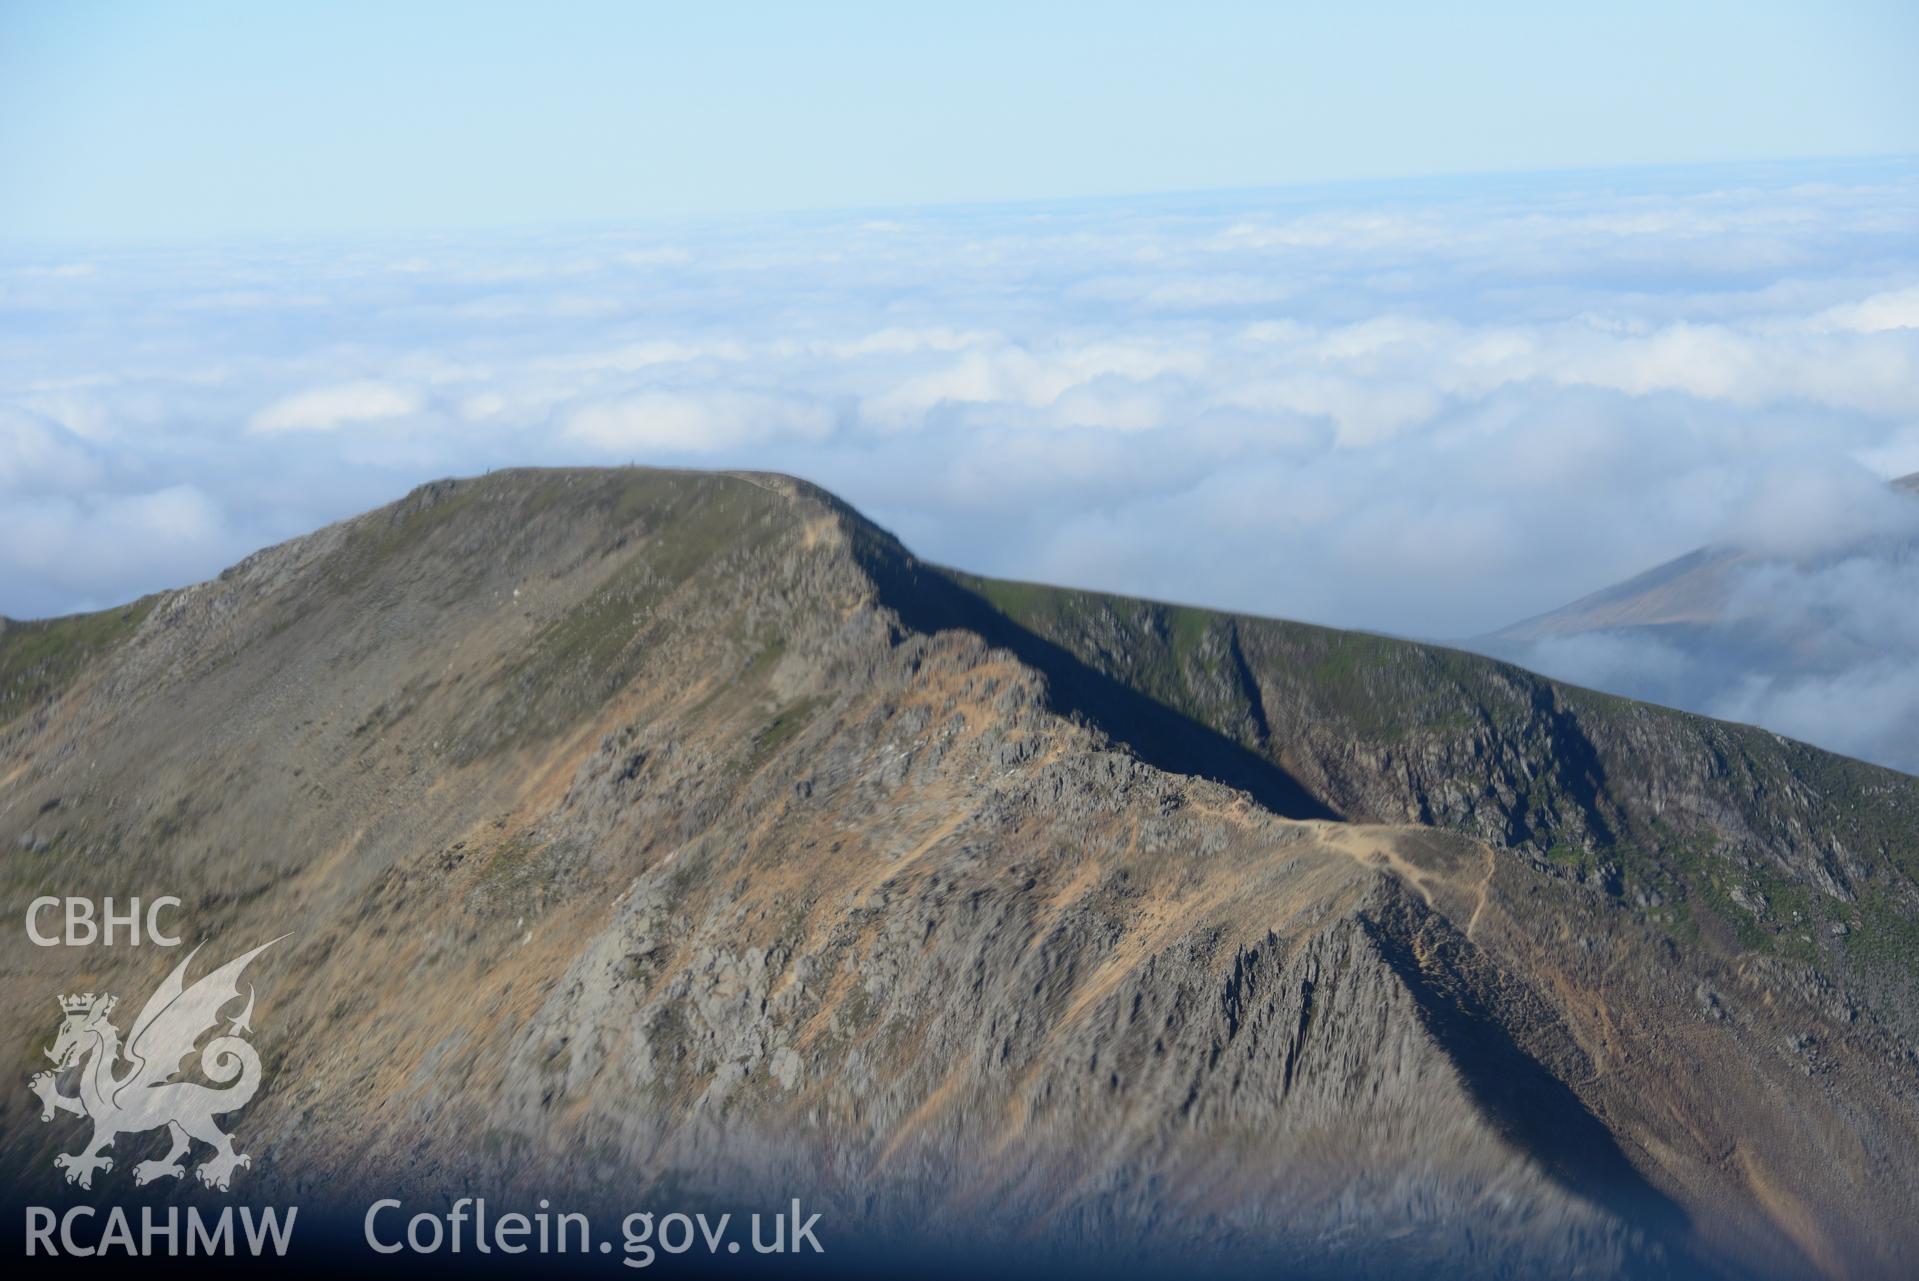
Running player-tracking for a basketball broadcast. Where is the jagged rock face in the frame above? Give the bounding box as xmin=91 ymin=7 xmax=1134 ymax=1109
xmin=2 ymin=469 xmax=1916 ymax=1279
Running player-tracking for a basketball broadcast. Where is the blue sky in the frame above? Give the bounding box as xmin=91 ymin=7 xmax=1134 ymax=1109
xmin=3 ymin=1 xmax=1916 ymax=239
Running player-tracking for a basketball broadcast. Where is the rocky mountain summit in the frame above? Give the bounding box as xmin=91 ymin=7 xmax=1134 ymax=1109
xmin=3 ymin=468 xmax=1916 ymax=1278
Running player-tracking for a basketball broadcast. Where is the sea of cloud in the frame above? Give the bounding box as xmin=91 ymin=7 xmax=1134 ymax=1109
xmin=3 ymin=159 xmax=1917 ymax=768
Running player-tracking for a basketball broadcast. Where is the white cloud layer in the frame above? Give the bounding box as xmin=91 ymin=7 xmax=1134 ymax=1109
xmin=564 ymin=390 xmax=834 ymax=452
xmin=249 ymin=380 xmax=423 ymax=433
xmin=3 ymin=159 xmax=1918 ymax=769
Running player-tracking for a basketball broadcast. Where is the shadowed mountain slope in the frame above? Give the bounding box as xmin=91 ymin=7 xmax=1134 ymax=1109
xmin=3 ymin=468 xmax=1916 ymax=1279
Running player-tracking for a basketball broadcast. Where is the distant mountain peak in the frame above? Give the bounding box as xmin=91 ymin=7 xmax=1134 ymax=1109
xmin=1481 ymin=470 xmax=1919 ymax=773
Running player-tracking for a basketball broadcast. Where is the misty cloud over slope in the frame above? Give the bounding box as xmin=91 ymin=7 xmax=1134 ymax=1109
xmin=4 ymin=159 xmax=1918 ymax=768
xmin=1482 ymin=475 xmax=1919 ymax=773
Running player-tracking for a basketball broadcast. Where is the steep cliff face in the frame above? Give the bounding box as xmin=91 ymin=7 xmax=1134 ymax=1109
xmin=2 ymin=469 xmax=1916 ymax=1279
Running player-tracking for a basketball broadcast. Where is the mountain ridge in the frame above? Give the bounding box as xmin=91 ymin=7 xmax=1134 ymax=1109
xmin=2 ymin=466 xmax=1916 ymax=1278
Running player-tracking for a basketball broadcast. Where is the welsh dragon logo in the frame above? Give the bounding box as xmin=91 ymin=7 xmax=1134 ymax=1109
xmin=28 ymin=938 xmax=283 ymax=1192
